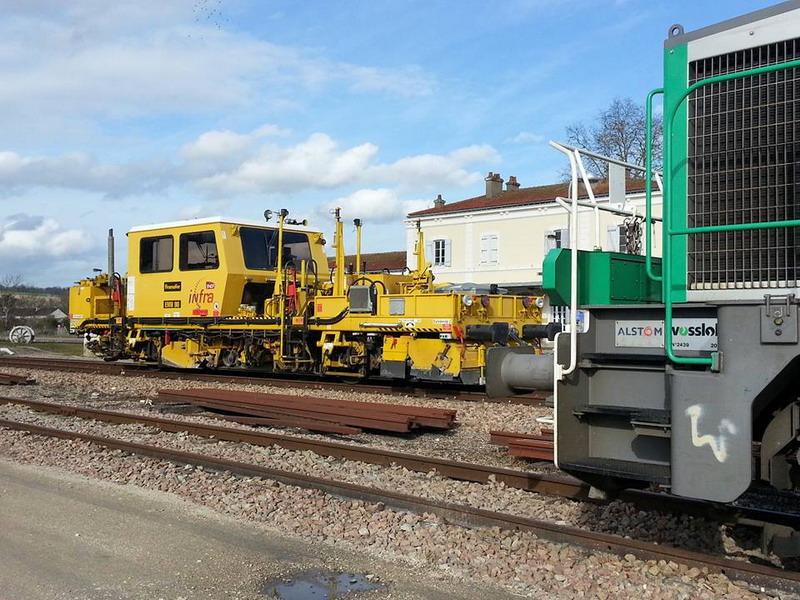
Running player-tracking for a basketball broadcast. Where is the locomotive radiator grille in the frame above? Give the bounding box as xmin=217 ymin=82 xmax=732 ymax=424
xmin=687 ymin=38 xmax=800 ymax=290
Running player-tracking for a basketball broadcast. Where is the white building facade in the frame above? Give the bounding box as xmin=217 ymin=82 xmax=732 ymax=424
xmin=406 ymin=173 xmax=663 ymax=294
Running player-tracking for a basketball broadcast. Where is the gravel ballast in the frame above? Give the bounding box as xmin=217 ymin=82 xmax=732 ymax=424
xmin=0 ymin=365 xmax=554 ymax=469
xmin=0 ymin=363 xmax=796 ymax=598
xmin=0 ymin=430 xmax=779 ymax=600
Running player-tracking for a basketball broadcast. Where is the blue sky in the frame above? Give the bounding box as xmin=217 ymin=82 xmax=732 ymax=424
xmin=0 ymin=0 xmax=780 ymax=285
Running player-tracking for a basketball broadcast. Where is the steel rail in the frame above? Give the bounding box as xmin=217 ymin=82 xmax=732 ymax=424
xmin=4 ymin=396 xmax=798 ymax=530
xmin=0 ymin=397 xmax=582 ymax=498
xmin=0 ymin=356 xmax=546 ymax=405
xmin=0 ymin=373 xmax=35 ymax=385
xmin=1 ymin=416 xmax=798 ymax=595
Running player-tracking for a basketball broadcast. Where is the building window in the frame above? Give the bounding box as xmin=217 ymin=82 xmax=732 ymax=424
xmin=607 ymin=224 xmax=627 ymax=253
xmin=608 ymin=224 xmax=641 ymax=254
xmin=550 ymin=304 xmax=570 ymax=325
xmin=545 ymin=228 xmax=570 ymax=252
xmin=480 ymin=234 xmax=499 ymax=266
xmin=180 ymin=230 xmax=219 ymax=271
xmin=428 ymin=238 xmax=451 ymax=266
xmin=139 ymin=235 xmax=173 ymax=273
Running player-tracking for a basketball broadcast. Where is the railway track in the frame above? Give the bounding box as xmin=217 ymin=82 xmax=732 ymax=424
xmin=490 ymin=429 xmax=555 ymax=461
xmin=2 ymin=396 xmax=798 ymax=530
xmin=0 ymin=373 xmax=35 ymax=385
xmin=1 ymin=406 xmax=798 ymax=594
xmin=0 ymin=396 xmax=583 ymax=498
xmin=0 ymin=355 xmax=547 ymax=405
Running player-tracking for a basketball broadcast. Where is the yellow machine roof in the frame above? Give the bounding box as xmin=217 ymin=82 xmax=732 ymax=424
xmin=127 ymin=216 xmax=322 ymax=235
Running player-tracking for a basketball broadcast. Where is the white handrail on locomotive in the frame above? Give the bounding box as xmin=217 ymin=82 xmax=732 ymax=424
xmin=547 ymin=140 xmax=663 ymax=380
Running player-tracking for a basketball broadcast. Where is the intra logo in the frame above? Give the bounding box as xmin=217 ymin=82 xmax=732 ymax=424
xmin=188 ymin=290 xmax=215 ymax=304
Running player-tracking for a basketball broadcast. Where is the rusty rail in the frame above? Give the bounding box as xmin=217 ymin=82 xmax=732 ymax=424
xmin=0 ymin=355 xmax=546 ymax=405
xmin=0 ymin=373 xmax=35 ymax=385
xmin=491 ymin=429 xmax=555 ymax=462
xmin=2 ymin=414 xmax=798 ymax=595
xmin=0 ymin=397 xmax=581 ymax=497
xmin=158 ymin=388 xmax=457 ymax=434
xmin=4 ymin=396 xmax=799 ymax=530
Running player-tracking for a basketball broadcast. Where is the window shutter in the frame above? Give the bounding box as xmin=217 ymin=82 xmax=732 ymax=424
xmin=444 ymin=239 xmax=452 ymax=266
xmin=425 ymin=240 xmax=434 ymax=264
xmin=607 ymin=226 xmax=620 ymax=253
xmin=559 ymin=228 xmax=571 ymax=249
xmin=479 ymin=235 xmax=498 ymax=266
xmin=544 ymin=230 xmax=556 ymax=252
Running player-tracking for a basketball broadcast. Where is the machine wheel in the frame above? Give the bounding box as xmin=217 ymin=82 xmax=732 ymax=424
xmin=9 ymin=325 xmax=35 ymax=344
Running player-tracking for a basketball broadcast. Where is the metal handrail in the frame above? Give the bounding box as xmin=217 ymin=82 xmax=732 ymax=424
xmin=548 ymin=140 xmax=665 ymax=380
xmin=659 ymin=58 xmax=800 ymax=368
xmin=555 ymin=196 xmax=663 ymax=221
xmin=548 ymin=141 xmax=580 ymax=378
xmin=644 ymin=87 xmax=664 ymax=283
xmin=550 ymin=140 xmax=655 ymax=173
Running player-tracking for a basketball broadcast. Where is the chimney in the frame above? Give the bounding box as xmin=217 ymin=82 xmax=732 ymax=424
xmin=586 ymin=175 xmax=602 ymax=192
xmin=506 ymin=175 xmax=520 ymax=192
xmin=433 ymin=194 xmax=446 ymax=208
xmin=485 ymin=172 xmax=503 ymax=198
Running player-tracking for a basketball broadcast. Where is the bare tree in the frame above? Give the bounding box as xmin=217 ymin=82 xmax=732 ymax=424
xmin=564 ymin=97 xmax=662 ymax=179
xmin=0 ymin=274 xmax=24 ymax=331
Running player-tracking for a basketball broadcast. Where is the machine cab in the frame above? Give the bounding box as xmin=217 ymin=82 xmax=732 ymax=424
xmin=126 ymin=217 xmax=329 ymax=319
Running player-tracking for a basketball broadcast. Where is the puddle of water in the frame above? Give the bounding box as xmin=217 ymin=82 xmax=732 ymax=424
xmin=263 ymin=569 xmax=385 ymax=599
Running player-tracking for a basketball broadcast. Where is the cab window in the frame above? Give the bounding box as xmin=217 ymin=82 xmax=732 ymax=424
xmin=140 ymin=235 xmax=173 ymax=273
xmin=180 ymin=231 xmax=218 ymax=270
xmin=240 ymin=227 xmax=311 ymax=270
xmin=283 ymin=232 xmax=312 ymax=265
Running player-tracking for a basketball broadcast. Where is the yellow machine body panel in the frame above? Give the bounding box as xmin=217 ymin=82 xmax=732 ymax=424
xmin=125 ymin=218 xmax=329 ymax=320
xmin=69 ymin=213 xmax=547 ymax=385
xmin=68 ymin=276 xmax=114 ymax=331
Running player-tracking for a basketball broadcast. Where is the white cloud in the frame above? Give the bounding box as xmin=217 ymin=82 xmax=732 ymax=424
xmin=344 ymin=65 xmax=434 ymax=97
xmin=0 ymin=151 xmax=169 ymax=198
xmin=0 ymin=213 xmax=92 ymax=259
xmin=193 ymin=133 xmax=380 ymax=195
xmin=188 ymin=128 xmax=495 ymax=197
xmin=180 ymin=125 xmax=290 ymax=161
xmin=366 ymin=145 xmax=496 ymax=190
xmin=0 ymin=1 xmax=436 ymax=131
xmin=172 ymin=200 xmax=233 ymax=221
xmin=0 ymin=128 xmax=496 ymax=200
xmin=319 ymin=189 xmax=429 ymax=224
xmin=511 ymin=132 xmax=545 ymax=144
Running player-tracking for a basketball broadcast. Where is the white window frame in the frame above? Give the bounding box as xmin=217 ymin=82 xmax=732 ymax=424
xmin=480 ymin=234 xmax=499 ymax=267
xmin=549 ymin=304 xmax=570 ymax=324
xmin=544 ymin=227 xmax=570 ymax=252
xmin=607 ymin=224 xmax=627 ymax=253
xmin=427 ymin=238 xmax=451 ymax=267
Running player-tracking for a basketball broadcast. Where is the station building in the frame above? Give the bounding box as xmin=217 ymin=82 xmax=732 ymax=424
xmin=406 ymin=172 xmax=664 ymax=319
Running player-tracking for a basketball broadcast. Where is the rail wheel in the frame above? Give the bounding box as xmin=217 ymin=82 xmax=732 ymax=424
xmin=9 ymin=325 xmax=35 ymax=344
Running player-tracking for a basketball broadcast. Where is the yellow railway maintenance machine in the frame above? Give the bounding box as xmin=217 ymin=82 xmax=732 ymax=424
xmin=69 ymin=209 xmax=554 ymax=386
